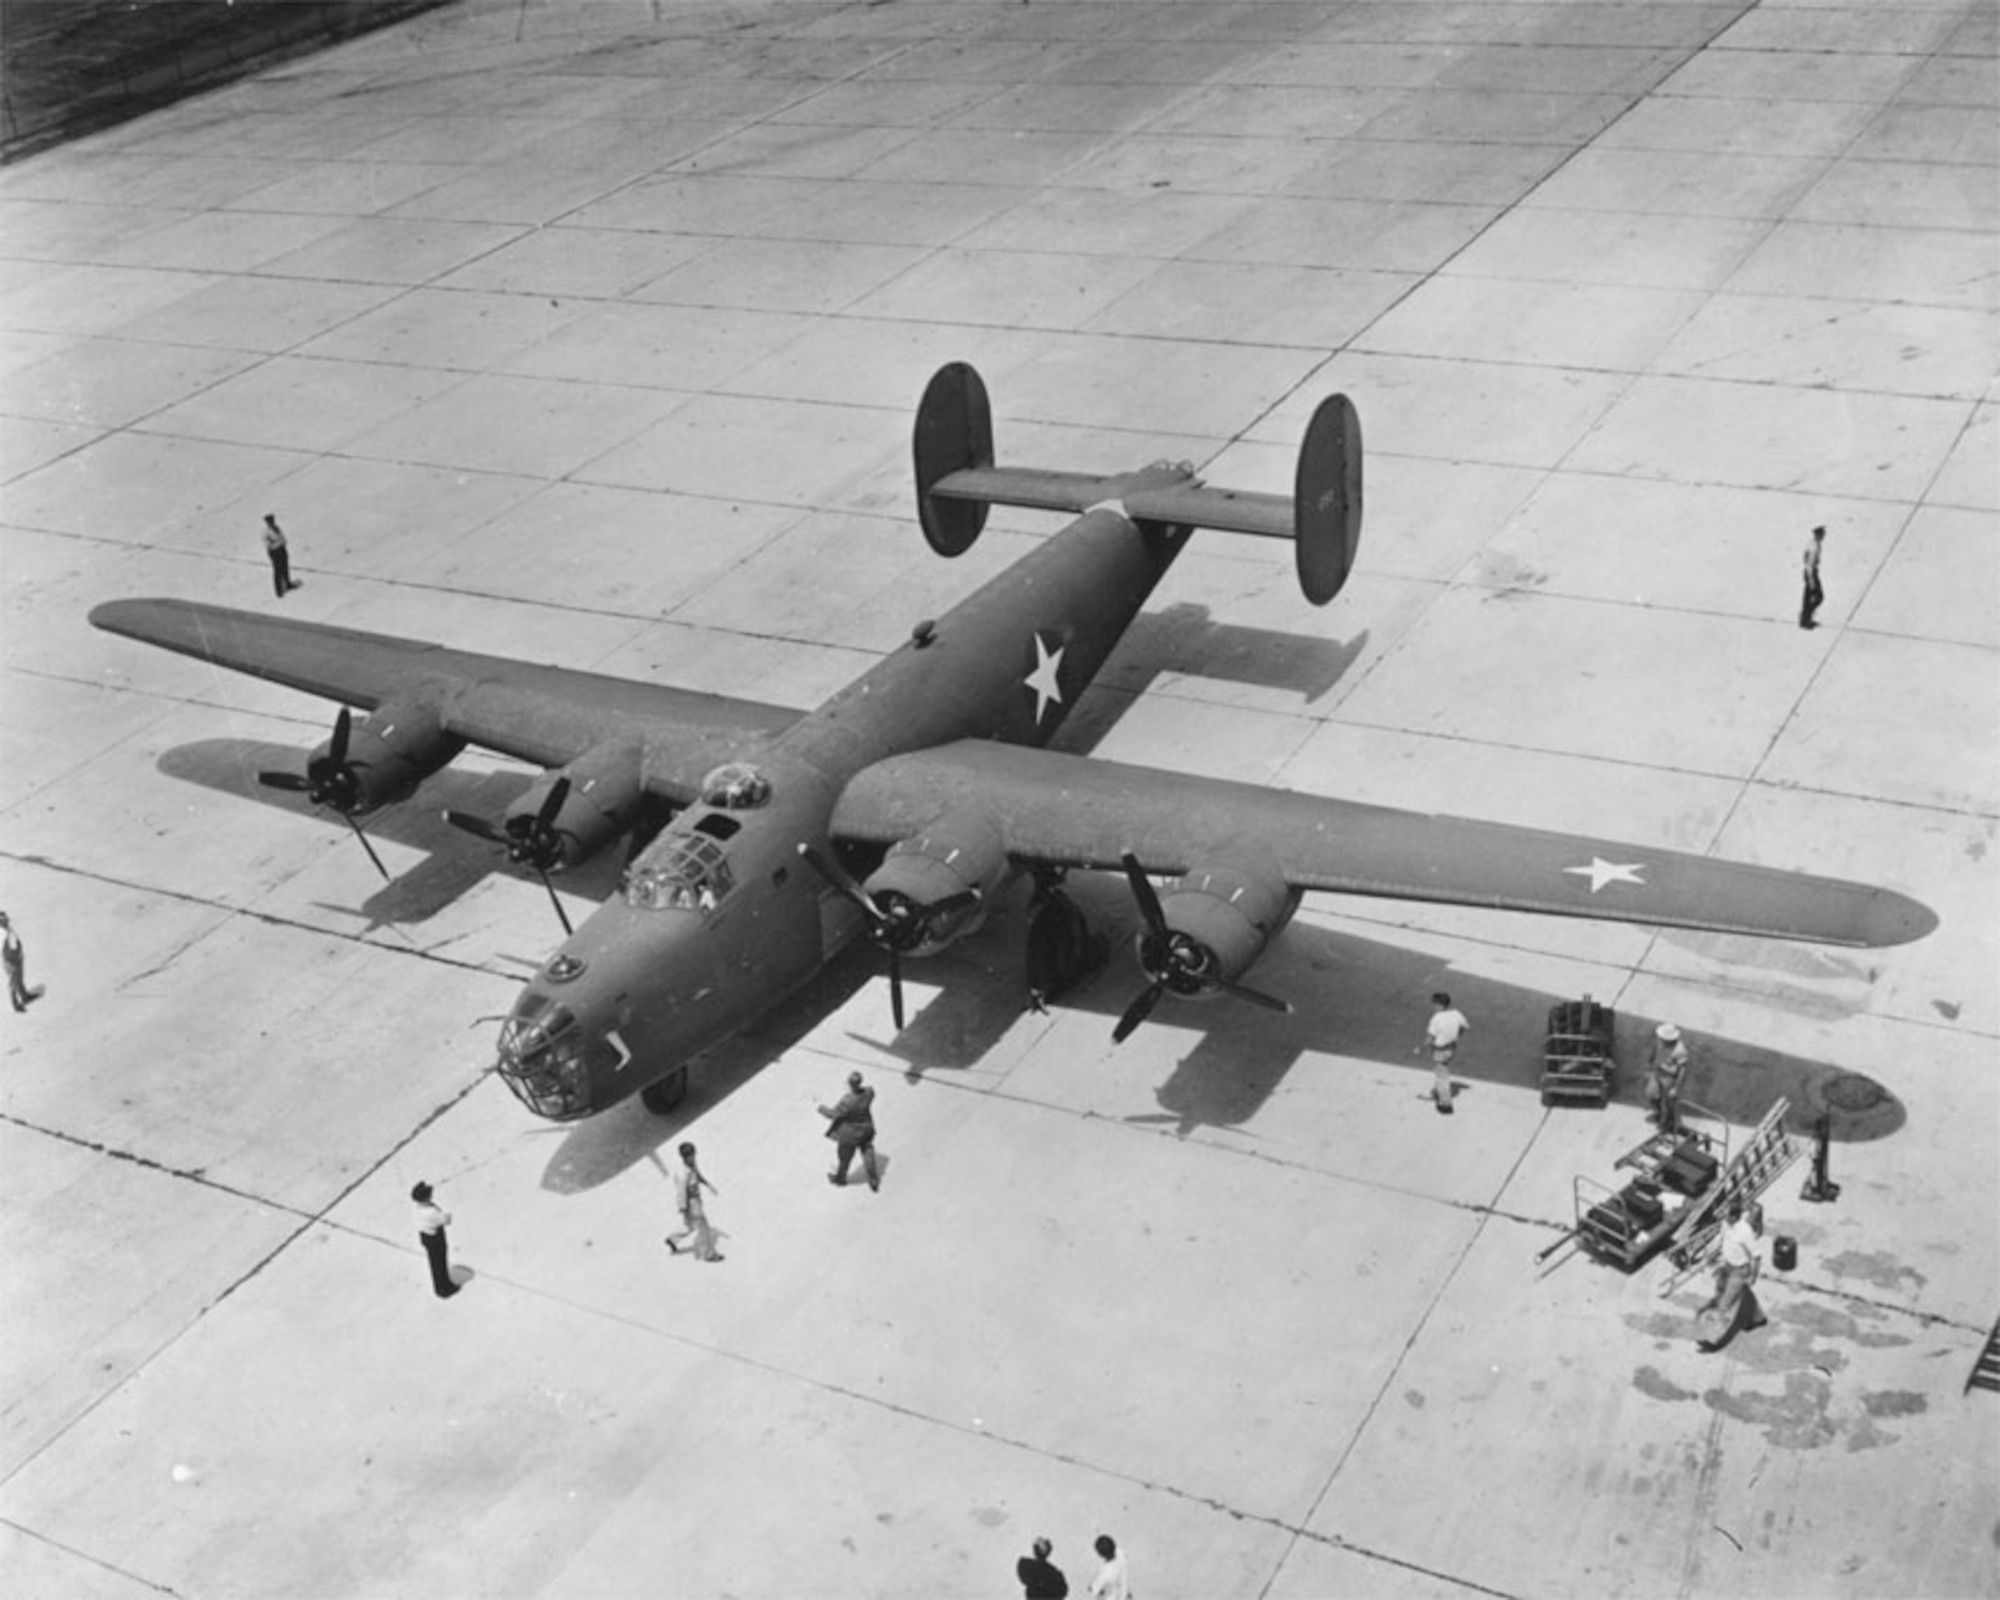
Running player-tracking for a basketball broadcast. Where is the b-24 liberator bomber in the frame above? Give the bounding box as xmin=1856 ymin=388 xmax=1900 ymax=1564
xmin=90 ymin=364 xmax=1935 ymax=1120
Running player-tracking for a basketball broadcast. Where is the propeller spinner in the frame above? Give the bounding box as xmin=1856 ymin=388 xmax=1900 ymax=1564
xmin=445 ymin=777 xmax=575 ymax=935
xmin=257 ymin=707 xmax=388 ymax=878
xmin=796 ymin=843 xmax=979 ymax=1032
xmin=1112 ymin=853 xmax=1290 ymax=1043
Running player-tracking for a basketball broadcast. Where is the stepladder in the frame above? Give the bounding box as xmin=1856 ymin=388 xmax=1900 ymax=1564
xmin=1657 ymin=1097 xmax=1802 ymax=1297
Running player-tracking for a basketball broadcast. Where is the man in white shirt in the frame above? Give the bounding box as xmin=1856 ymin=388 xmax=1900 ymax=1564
xmin=411 ymin=1181 xmax=458 ymax=1299
xmin=1418 ymin=991 xmax=1469 ymax=1114
xmin=1697 ymin=1200 xmax=1767 ymax=1351
xmin=1087 ymin=1534 xmax=1130 ymax=1600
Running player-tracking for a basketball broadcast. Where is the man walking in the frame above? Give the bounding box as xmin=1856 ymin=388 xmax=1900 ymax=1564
xmin=1799 ymin=525 xmax=1825 ymax=629
xmin=819 ymin=1070 xmax=881 ymax=1190
xmin=262 ymin=513 xmax=301 ymax=598
xmin=1696 ymin=1199 xmax=1768 ymax=1351
xmin=665 ymin=1141 xmax=722 ymax=1261
xmin=1 ymin=911 xmax=44 ymax=1012
xmin=1416 ymin=991 xmax=1469 ymax=1113
xmin=411 ymin=1181 xmax=458 ymax=1299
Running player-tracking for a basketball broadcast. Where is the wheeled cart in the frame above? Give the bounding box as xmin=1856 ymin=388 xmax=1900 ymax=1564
xmin=1540 ymin=994 xmax=1616 ymax=1107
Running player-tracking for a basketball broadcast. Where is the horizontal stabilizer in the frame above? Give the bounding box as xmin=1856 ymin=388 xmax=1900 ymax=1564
xmin=913 ymin=363 xmax=1361 ymax=604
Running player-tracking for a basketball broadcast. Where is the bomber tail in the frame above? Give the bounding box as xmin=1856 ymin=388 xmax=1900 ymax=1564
xmin=912 ymin=361 xmax=1362 ymax=606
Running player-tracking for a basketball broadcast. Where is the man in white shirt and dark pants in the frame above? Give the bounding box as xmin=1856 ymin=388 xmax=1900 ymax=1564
xmin=1418 ymin=991 xmax=1470 ymax=1114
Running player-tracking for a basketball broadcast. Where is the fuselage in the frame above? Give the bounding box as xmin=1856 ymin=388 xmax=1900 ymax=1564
xmin=495 ymin=483 xmax=1197 ymax=1118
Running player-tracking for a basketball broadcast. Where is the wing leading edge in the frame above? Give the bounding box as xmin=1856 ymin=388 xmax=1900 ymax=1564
xmin=831 ymin=740 xmax=1936 ymax=949
xmin=90 ymin=598 xmax=802 ymax=800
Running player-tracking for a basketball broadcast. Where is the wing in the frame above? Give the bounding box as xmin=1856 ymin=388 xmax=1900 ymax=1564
xmin=830 ymin=740 xmax=1935 ymax=949
xmin=90 ymin=599 xmax=802 ymax=801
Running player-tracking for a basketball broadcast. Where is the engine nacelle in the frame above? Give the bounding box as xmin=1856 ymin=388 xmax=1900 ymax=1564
xmin=863 ymin=809 xmax=1007 ymax=955
xmin=1143 ymin=862 xmax=1300 ymax=999
xmin=319 ymin=698 xmax=463 ymax=811
xmin=508 ymin=742 xmax=644 ymax=870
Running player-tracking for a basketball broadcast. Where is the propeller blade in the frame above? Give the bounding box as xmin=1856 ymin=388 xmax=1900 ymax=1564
xmin=258 ymin=770 xmax=311 ymax=793
xmin=1216 ymin=977 xmax=1292 ymax=1015
xmin=443 ymin=808 xmax=509 ymax=845
xmin=796 ymin=842 xmax=883 ymax=925
xmin=345 ymin=812 xmax=389 ymax=880
xmin=887 ymin=945 xmax=906 ymax=1033
xmin=1120 ymin=852 xmax=1169 ymax=939
xmin=1112 ymin=978 xmax=1166 ymax=1044
xmin=537 ymin=868 xmax=574 ymax=937
xmin=327 ymin=706 xmax=352 ymax=769
xmin=536 ymin=776 xmax=572 ymax=829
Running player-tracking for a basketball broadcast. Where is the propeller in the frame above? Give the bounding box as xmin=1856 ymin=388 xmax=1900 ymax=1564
xmin=796 ymin=843 xmax=979 ymax=1033
xmin=258 ymin=707 xmax=388 ymax=879
xmin=1112 ymin=853 xmax=1290 ymax=1043
xmin=445 ymin=777 xmax=575 ymax=936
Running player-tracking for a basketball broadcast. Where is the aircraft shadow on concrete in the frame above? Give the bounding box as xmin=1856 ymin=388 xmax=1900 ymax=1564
xmin=1094 ymin=603 xmax=1369 ymax=708
xmin=537 ymin=869 xmax=1903 ymax=1195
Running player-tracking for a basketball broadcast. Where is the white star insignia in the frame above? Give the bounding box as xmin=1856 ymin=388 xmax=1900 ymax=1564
xmin=1565 ymin=857 xmax=1647 ymax=893
xmin=1024 ymin=634 xmax=1066 ymax=725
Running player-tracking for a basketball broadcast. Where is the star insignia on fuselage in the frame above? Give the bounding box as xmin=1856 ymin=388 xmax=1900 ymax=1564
xmin=1565 ymin=857 xmax=1647 ymax=893
xmin=1024 ymin=632 xmax=1066 ymax=726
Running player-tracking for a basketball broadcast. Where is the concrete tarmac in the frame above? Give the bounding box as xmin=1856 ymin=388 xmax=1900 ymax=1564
xmin=2 ymin=1 xmax=1995 ymax=1596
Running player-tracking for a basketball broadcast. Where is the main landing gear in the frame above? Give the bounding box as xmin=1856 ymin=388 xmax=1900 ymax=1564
xmin=1024 ymin=873 xmax=1107 ymax=1014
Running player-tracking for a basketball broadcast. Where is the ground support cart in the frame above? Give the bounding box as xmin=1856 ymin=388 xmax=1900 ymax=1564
xmin=1549 ymin=1102 xmax=1729 ymax=1273
xmin=1540 ymin=994 xmax=1616 ymax=1107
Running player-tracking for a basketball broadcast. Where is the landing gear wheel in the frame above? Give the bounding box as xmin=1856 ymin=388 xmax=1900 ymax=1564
xmin=1025 ymin=891 xmax=1106 ymax=1010
xmin=640 ymin=1065 xmax=689 ymax=1114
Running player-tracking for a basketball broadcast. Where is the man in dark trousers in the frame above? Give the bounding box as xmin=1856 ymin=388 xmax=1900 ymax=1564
xmin=819 ymin=1070 xmax=881 ymax=1190
xmin=1800 ymin=524 xmax=1825 ymax=629
xmin=262 ymin=513 xmax=301 ymax=598
xmin=1016 ymin=1535 xmax=1069 ymax=1598
xmin=411 ymin=1181 xmax=459 ymax=1298
xmin=1 ymin=911 xmax=44 ymax=1012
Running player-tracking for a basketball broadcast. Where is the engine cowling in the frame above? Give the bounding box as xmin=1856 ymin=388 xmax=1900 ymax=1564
xmin=318 ymin=697 xmax=463 ymax=811
xmin=862 ymin=809 xmax=1007 ymax=955
xmin=1139 ymin=862 xmax=1300 ymax=999
xmin=507 ymin=742 xmax=644 ymax=870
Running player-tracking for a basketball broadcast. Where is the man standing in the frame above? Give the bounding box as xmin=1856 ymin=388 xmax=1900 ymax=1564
xmin=1646 ymin=1022 xmax=1690 ymax=1131
xmin=819 ymin=1070 xmax=881 ymax=1190
xmin=411 ymin=1181 xmax=458 ymax=1299
xmin=262 ymin=513 xmax=301 ymax=598
xmin=665 ymin=1141 xmax=722 ymax=1261
xmin=1417 ymin=991 xmax=1469 ymax=1114
xmin=1016 ymin=1536 xmax=1068 ymax=1599
xmin=1087 ymin=1535 xmax=1131 ymax=1600
xmin=1 ymin=912 xmax=44 ymax=1012
xmin=1799 ymin=525 xmax=1825 ymax=629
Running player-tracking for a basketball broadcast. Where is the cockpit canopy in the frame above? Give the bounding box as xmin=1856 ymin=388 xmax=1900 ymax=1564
xmin=701 ymin=761 xmax=771 ymax=810
xmin=625 ymin=820 xmax=737 ymax=912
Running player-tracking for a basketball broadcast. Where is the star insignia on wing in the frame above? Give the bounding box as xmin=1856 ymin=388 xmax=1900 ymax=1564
xmin=1024 ymin=633 xmax=1066 ymax=725
xmin=1564 ymin=857 xmax=1647 ymax=893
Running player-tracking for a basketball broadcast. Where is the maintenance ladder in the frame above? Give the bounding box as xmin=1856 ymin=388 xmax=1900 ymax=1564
xmin=1657 ymin=1097 xmax=1802 ymax=1297
xmin=1968 ymin=1314 xmax=2000 ymax=1396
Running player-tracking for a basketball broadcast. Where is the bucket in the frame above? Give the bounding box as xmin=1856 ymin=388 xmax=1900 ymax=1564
xmin=1772 ymin=1235 xmax=1798 ymax=1272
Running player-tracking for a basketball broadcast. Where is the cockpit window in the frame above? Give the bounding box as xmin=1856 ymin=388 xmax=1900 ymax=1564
xmin=625 ymin=831 xmax=735 ymax=912
xmin=701 ymin=762 xmax=771 ymax=810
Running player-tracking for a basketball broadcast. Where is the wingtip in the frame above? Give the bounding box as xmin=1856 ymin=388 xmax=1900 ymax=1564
xmin=1866 ymin=889 xmax=1939 ymax=948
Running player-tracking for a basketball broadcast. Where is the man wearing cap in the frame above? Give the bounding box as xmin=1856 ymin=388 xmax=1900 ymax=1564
xmin=819 ymin=1071 xmax=881 ymax=1190
xmin=1648 ymin=1023 xmax=1690 ymax=1131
